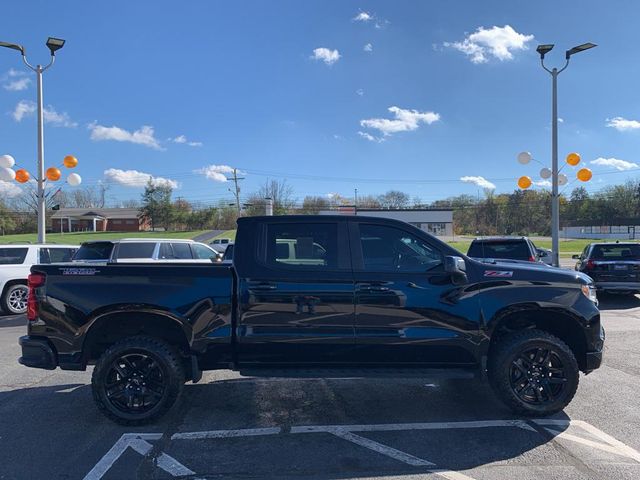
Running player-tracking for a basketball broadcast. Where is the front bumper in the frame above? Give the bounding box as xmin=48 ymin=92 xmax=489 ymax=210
xmin=18 ymin=336 xmax=57 ymax=370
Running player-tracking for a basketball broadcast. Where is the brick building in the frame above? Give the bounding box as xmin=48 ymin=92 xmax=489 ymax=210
xmin=50 ymin=208 xmax=150 ymax=232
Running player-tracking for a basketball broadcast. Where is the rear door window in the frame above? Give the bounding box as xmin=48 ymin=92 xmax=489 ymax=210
xmin=171 ymin=243 xmax=193 ymax=259
xmin=40 ymin=248 xmax=76 ymax=264
xmin=264 ymin=223 xmax=339 ymax=269
xmin=0 ymin=248 xmax=28 ymax=265
xmin=116 ymin=242 xmax=156 ymax=259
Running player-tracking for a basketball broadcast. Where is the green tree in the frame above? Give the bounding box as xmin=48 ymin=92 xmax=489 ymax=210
xmin=141 ymin=180 xmax=174 ymax=231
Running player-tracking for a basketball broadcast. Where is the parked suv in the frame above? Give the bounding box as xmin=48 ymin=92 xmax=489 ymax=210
xmin=210 ymin=237 xmax=232 ymax=253
xmin=73 ymin=239 xmax=219 ymax=263
xmin=467 ymin=237 xmax=547 ymax=264
xmin=574 ymin=242 xmax=640 ymax=295
xmin=0 ymin=244 xmax=77 ymax=315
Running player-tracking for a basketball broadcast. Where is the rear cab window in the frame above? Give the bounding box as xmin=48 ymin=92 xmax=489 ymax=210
xmin=0 ymin=248 xmax=28 ymax=265
xmin=74 ymin=242 xmax=114 ymax=261
xmin=468 ymin=240 xmax=532 ymax=261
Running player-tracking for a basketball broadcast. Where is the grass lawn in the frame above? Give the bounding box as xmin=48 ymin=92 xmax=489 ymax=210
xmin=0 ymin=230 xmax=208 ymax=245
xmin=447 ymin=238 xmax=604 ymax=257
xmin=212 ymin=230 xmax=236 ymax=241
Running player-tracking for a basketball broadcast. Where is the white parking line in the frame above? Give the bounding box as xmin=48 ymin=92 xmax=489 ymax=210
xmin=171 ymin=426 xmax=281 ymax=440
xmin=290 ymin=419 xmax=536 ymax=434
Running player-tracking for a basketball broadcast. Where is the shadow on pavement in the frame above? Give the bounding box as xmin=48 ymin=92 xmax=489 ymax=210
xmin=0 ymin=376 xmax=571 ymax=479
xmin=597 ymin=292 xmax=640 ymax=311
xmin=0 ymin=314 xmax=26 ymax=328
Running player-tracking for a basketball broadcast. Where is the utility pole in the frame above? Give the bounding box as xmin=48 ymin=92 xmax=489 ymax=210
xmin=354 ymin=188 xmax=358 ymax=215
xmin=228 ymin=168 xmax=244 ymax=215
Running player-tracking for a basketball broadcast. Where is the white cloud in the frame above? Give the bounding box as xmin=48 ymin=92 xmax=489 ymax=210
xmin=360 ymin=106 xmax=440 ymax=137
xmin=172 ymin=134 xmax=203 ymax=147
xmin=353 ymin=11 xmax=372 ymax=22
xmin=606 ymin=117 xmax=640 ymax=131
xmin=590 ymin=157 xmax=639 ymax=171
xmin=194 ymin=164 xmax=239 ymax=182
xmin=356 ymin=88 xmax=364 ymax=96
xmin=12 ymin=100 xmax=35 ymax=121
xmin=363 ymin=43 xmax=373 ymax=52
xmin=558 ymin=118 xmax=564 ymax=123
xmin=311 ymin=47 xmax=341 ymax=65
xmin=358 ymin=131 xmax=385 ymax=143
xmin=89 ymin=122 xmax=163 ymax=150
xmin=460 ymin=176 xmax=496 ymax=190
xmin=0 ymin=180 xmax=22 ymax=197
xmin=11 ymin=100 xmax=76 ymax=127
xmin=103 ymin=168 xmax=179 ymax=189
xmin=533 ymin=180 xmax=552 ymax=187
xmin=1 ymin=69 xmax=31 ymax=91
xmin=444 ymin=25 xmax=534 ymax=64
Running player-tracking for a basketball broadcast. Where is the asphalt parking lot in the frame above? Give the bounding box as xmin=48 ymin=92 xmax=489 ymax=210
xmin=0 ymin=294 xmax=639 ymax=480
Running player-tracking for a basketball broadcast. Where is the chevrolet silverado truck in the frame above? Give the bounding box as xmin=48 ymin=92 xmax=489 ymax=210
xmin=19 ymin=215 xmax=604 ymax=425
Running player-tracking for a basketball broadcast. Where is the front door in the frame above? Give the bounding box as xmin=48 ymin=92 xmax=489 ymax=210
xmin=237 ymin=220 xmax=356 ymax=365
xmin=351 ymin=222 xmax=480 ymax=366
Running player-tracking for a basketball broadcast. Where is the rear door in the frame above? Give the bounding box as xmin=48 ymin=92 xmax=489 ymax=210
xmin=352 ymin=221 xmax=480 ymax=366
xmin=236 ymin=219 xmax=356 ymax=365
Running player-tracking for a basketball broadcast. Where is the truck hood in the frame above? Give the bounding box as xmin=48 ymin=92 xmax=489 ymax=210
xmin=474 ymin=258 xmax=593 ymax=285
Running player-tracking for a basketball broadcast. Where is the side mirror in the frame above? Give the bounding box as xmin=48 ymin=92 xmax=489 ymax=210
xmin=444 ymin=255 xmax=468 ymax=284
xmin=537 ymin=250 xmax=548 ymax=258
xmin=572 ymin=254 xmax=580 ymax=260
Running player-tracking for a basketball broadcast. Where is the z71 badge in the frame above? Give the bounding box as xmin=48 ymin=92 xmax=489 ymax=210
xmin=484 ymin=270 xmax=513 ymax=278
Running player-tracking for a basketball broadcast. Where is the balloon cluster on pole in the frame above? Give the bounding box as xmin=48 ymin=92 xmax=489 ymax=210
xmin=0 ymin=153 xmax=82 ymax=187
xmin=515 ymin=151 xmax=593 ymax=190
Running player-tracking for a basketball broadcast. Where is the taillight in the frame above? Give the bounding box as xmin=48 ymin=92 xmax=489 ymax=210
xmin=584 ymin=260 xmax=595 ymax=271
xmin=27 ymin=273 xmax=46 ymax=321
xmin=528 ymin=256 xmax=536 ymax=262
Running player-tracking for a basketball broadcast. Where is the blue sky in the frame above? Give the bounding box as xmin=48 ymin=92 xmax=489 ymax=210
xmin=1 ymin=0 xmax=639 ymax=207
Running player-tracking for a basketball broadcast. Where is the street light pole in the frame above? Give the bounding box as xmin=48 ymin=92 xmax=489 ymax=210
xmin=1 ymin=37 xmax=65 ymax=244
xmin=537 ymin=42 xmax=596 ymax=267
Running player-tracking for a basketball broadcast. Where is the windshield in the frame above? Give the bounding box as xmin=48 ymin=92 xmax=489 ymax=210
xmin=468 ymin=240 xmax=531 ymax=261
xmin=591 ymin=244 xmax=640 ymax=261
xmin=74 ymin=242 xmax=114 ymax=261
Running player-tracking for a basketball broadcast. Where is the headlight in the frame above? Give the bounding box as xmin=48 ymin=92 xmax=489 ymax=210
xmin=581 ymin=284 xmax=598 ymax=303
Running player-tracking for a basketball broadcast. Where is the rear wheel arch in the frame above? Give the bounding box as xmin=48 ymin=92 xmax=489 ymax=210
xmin=488 ymin=307 xmax=588 ymax=371
xmin=83 ymin=310 xmax=192 ymax=365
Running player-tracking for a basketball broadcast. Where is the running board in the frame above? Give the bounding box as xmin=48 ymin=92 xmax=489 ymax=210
xmin=237 ymin=367 xmax=476 ymax=380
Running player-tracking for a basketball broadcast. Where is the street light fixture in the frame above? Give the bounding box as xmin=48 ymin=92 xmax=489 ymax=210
xmin=537 ymin=41 xmax=596 ymax=267
xmin=566 ymin=42 xmax=597 ymax=59
xmin=0 ymin=37 xmax=66 ymax=243
xmin=45 ymin=37 xmax=65 ymax=55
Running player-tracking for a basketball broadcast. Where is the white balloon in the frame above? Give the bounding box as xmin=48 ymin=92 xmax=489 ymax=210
xmin=67 ymin=173 xmax=82 ymax=186
xmin=0 ymin=167 xmax=16 ymax=182
xmin=558 ymin=173 xmax=568 ymax=186
xmin=0 ymin=155 xmax=15 ymax=168
xmin=517 ymin=151 xmax=532 ymax=165
xmin=540 ymin=167 xmax=552 ymax=179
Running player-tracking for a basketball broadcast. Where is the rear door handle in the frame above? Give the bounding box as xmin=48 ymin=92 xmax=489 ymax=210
xmin=247 ymin=282 xmax=277 ymax=290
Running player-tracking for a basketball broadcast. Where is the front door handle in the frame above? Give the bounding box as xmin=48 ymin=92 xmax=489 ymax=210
xmin=358 ymin=285 xmax=390 ymax=292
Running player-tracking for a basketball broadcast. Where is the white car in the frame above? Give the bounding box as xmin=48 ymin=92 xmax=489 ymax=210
xmin=0 ymin=244 xmax=78 ymax=315
xmin=73 ymin=238 xmax=220 ymax=264
xmin=209 ymin=238 xmax=232 ymax=253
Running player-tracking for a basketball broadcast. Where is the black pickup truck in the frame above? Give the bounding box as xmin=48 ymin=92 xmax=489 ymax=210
xmin=19 ymin=215 xmax=604 ymax=424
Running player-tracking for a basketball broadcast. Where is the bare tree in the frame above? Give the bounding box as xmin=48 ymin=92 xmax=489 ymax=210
xmin=377 ymin=190 xmax=410 ymax=209
xmin=245 ymin=179 xmax=295 ymax=216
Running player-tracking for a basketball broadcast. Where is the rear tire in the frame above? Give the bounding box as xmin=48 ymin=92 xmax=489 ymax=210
xmin=91 ymin=336 xmax=185 ymax=425
xmin=488 ymin=329 xmax=579 ymax=417
xmin=2 ymin=283 xmax=28 ymax=315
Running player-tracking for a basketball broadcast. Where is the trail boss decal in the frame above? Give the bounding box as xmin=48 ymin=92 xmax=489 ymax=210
xmin=484 ymin=270 xmax=514 ymax=278
xmin=59 ymin=267 xmax=100 ymax=276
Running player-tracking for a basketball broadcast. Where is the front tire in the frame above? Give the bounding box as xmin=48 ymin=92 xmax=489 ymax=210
xmin=488 ymin=329 xmax=579 ymax=417
xmin=2 ymin=283 xmax=28 ymax=315
xmin=91 ymin=336 xmax=185 ymax=425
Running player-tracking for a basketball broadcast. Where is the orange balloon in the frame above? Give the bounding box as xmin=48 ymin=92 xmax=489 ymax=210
xmin=577 ymin=168 xmax=593 ymax=182
xmin=15 ymin=169 xmax=30 ymax=183
xmin=517 ymin=175 xmax=532 ymax=189
xmin=63 ymin=155 xmax=78 ymax=168
xmin=566 ymin=152 xmax=581 ymax=166
xmin=46 ymin=167 xmax=62 ymax=181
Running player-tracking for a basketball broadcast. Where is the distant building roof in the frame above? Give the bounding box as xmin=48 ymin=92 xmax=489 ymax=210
xmin=51 ymin=207 xmax=141 ymax=219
